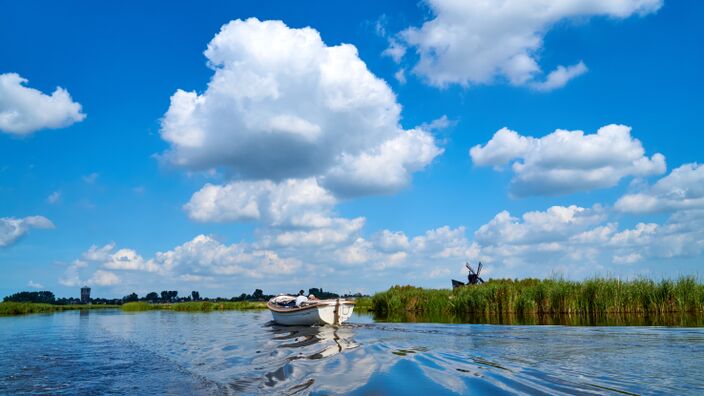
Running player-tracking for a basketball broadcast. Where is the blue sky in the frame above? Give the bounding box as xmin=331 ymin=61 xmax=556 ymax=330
xmin=1 ymin=0 xmax=702 ymax=298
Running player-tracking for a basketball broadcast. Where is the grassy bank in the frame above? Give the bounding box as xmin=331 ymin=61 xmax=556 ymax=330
xmin=121 ymin=301 xmax=267 ymax=312
xmin=354 ymin=297 xmax=372 ymax=312
xmin=2 ymin=299 xmax=365 ymax=315
xmin=372 ymin=277 xmax=704 ymax=317
xmin=0 ymin=302 xmax=119 ymax=316
xmin=123 ymin=298 xmax=371 ymax=313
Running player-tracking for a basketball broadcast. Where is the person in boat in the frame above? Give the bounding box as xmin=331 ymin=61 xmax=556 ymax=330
xmin=295 ymin=290 xmax=308 ymax=307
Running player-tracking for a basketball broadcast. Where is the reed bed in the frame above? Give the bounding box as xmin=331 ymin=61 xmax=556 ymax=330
xmin=372 ymin=277 xmax=704 ymax=317
xmin=121 ymin=301 xmax=267 ymax=312
xmin=0 ymin=302 xmax=119 ymax=315
xmin=353 ymin=297 xmax=373 ymax=312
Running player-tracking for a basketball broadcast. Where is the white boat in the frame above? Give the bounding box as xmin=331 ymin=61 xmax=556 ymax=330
xmin=267 ymin=296 xmax=355 ymax=326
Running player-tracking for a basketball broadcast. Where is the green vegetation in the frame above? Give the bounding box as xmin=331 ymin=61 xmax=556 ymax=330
xmin=120 ymin=302 xmax=154 ymax=311
xmin=354 ymin=297 xmax=373 ymax=312
xmin=0 ymin=302 xmax=119 ymax=315
xmin=372 ymin=277 xmax=704 ymax=318
xmin=121 ymin=300 xmax=267 ymax=312
xmin=374 ymin=309 xmax=704 ymax=326
xmin=3 ymin=291 xmax=57 ymax=304
xmin=0 ymin=300 xmax=267 ymax=316
xmin=122 ymin=298 xmax=372 ymax=313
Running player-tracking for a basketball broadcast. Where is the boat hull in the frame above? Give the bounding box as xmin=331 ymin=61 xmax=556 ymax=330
xmin=268 ymin=299 xmax=355 ymax=326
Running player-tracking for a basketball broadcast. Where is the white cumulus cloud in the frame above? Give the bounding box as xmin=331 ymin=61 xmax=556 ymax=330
xmin=152 ymin=235 xmax=302 ymax=278
xmin=58 ymin=223 xmax=480 ymax=293
xmin=103 ymin=248 xmax=159 ymax=272
xmin=47 ymin=191 xmax=61 ymax=204
xmin=184 ymin=178 xmax=335 ymax=226
xmin=28 ymin=280 xmax=44 ymax=289
xmin=59 ymin=260 xmax=85 ymax=287
xmin=0 ymin=216 xmax=54 ymax=247
xmin=88 ymin=270 xmax=120 ymax=286
xmin=330 ymin=225 xmax=476 ymax=273
xmin=60 ymin=243 xmax=156 ymax=287
xmin=475 ymin=205 xmax=606 ymax=246
xmin=323 ymin=129 xmax=442 ymax=196
xmin=391 ymin=0 xmax=661 ymax=88
xmin=615 ymin=163 xmax=704 ymax=213
xmin=0 ymin=73 xmax=85 ymax=135
xmin=470 ymin=124 xmax=666 ymax=197
xmin=62 ymin=206 xmax=704 ymax=291
xmin=261 ymin=217 xmax=365 ymax=248
xmin=82 ymin=243 xmax=116 ymax=262
xmin=469 ymin=205 xmax=704 ymax=278
xmin=530 ymin=61 xmax=589 ymax=92
xmin=60 ymin=235 xmax=304 ymax=288
xmin=159 ymin=18 xmax=441 ymax=198
xmin=373 ymin=230 xmax=410 ymax=252
xmin=185 ymin=178 xmax=366 ymax=249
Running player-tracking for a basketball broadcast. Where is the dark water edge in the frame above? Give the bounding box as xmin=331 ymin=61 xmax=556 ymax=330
xmin=372 ymin=311 xmax=704 ymax=327
xmin=1 ymin=309 xmax=703 ymax=395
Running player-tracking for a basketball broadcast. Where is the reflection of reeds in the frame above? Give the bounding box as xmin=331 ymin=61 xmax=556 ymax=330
xmin=121 ymin=301 xmax=267 ymax=312
xmin=0 ymin=302 xmax=119 ymax=315
xmin=371 ymin=310 xmax=704 ymax=327
xmin=372 ymin=277 xmax=704 ymax=318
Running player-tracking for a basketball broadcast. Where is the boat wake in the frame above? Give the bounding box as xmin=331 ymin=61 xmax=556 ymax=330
xmin=3 ymin=310 xmax=702 ymax=395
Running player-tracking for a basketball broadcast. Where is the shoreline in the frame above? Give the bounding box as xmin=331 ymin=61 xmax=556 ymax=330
xmin=121 ymin=301 xmax=267 ymax=312
xmin=0 ymin=302 xmax=120 ymax=315
xmin=0 ymin=298 xmax=372 ymax=316
xmin=4 ymin=276 xmax=703 ymax=327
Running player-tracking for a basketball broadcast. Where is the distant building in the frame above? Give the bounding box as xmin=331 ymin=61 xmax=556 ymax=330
xmin=80 ymin=286 xmax=91 ymax=304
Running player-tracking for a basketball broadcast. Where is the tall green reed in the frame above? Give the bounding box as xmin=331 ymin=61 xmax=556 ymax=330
xmin=372 ymin=276 xmax=704 ymax=316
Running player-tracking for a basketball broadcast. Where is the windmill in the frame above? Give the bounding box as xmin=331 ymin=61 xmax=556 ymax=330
xmin=451 ymin=262 xmax=486 ymax=288
xmin=466 ymin=262 xmax=485 ymax=285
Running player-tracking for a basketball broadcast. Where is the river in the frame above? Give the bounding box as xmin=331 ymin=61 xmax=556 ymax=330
xmin=1 ymin=309 xmax=702 ymax=395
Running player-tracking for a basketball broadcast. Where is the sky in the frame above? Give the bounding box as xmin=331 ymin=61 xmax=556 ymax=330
xmin=1 ymin=0 xmax=703 ymax=299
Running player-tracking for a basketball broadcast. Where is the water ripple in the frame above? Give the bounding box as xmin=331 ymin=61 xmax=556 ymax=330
xmin=1 ymin=310 xmax=703 ymax=395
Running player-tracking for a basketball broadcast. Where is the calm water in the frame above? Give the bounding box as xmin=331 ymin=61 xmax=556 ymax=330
xmin=1 ymin=310 xmax=703 ymax=395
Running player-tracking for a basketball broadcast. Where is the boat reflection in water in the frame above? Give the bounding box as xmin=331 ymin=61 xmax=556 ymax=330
xmin=260 ymin=322 xmax=378 ymax=394
xmin=268 ymin=322 xmax=358 ymax=359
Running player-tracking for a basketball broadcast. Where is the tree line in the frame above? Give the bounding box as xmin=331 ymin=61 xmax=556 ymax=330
xmin=3 ymin=289 xmax=275 ymax=305
xmin=2 ymin=291 xmax=124 ymax=305
xmin=4 ymin=288 xmax=368 ymax=305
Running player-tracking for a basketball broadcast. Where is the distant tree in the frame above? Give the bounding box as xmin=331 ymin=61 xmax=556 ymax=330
xmin=56 ymin=297 xmax=81 ymax=305
xmin=89 ymin=297 xmax=121 ymax=305
xmin=230 ymin=293 xmax=247 ymax=301
xmin=4 ymin=291 xmax=56 ymax=304
xmin=145 ymin=292 xmax=159 ymax=302
xmin=122 ymin=293 xmax=138 ymax=303
xmin=252 ymin=289 xmax=264 ymax=300
xmin=309 ymin=288 xmax=338 ymax=299
xmin=191 ymin=291 xmax=200 ymax=301
xmin=160 ymin=290 xmax=178 ymax=302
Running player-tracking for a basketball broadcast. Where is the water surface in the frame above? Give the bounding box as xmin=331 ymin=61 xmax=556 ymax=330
xmin=1 ymin=310 xmax=702 ymax=395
